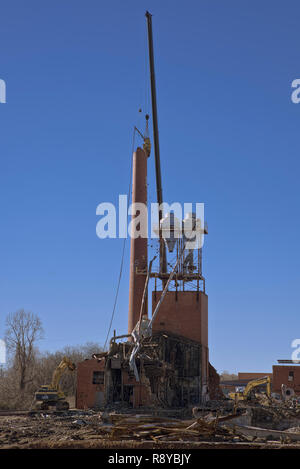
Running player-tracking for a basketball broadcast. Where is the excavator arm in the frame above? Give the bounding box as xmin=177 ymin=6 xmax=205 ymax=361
xmin=50 ymin=357 xmax=76 ymax=392
xmin=243 ymin=376 xmax=271 ymax=398
xmin=35 ymin=356 xmax=76 ymax=411
xmin=229 ymin=376 xmax=271 ymax=401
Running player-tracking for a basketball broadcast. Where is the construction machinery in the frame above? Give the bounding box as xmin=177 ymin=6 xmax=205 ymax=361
xmin=34 ymin=357 xmax=76 ymax=411
xmin=229 ymin=376 xmax=271 ymax=401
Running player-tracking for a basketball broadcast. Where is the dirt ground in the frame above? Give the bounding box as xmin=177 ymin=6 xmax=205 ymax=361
xmin=1 ymin=409 xmax=300 ymax=450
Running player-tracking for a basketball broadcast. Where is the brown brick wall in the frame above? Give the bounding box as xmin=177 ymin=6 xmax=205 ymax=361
xmin=272 ymin=365 xmax=300 ymax=395
xmin=133 ymin=383 xmax=152 ymax=408
xmin=209 ymin=363 xmax=224 ymax=399
xmin=76 ymin=360 xmax=151 ymax=409
xmin=76 ymin=359 xmax=105 ymax=409
xmin=152 ymin=291 xmax=208 ymax=346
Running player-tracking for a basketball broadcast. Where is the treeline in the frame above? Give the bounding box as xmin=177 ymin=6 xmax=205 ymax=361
xmin=0 ymin=309 xmax=103 ymax=410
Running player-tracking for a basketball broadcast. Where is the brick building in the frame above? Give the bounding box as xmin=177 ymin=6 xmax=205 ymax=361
xmin=220 ymin=367 xmax=300 ymax=399
xmin=220 ymin=372 xmax=272 ymax=397
xmin=76 ymin=359 xmax=106 ymax=409
xmin=76 ymin=283 xmax=211 ymax=409
xmin=272 ymin=365 xmax=300 ymax=396
xmin=238 ymin=372 xmax=272 ymax=381
xmin=76 ymin=327 xmax=210 ymax=409
xmin=76 ymin=146 xmax=211 ymax=409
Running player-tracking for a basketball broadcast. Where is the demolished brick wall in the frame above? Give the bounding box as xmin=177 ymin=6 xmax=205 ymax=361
xmin=208 ymin=363 xmax=224 ymax=400
xmin=76 ymin=332 xmax=210 ymax=409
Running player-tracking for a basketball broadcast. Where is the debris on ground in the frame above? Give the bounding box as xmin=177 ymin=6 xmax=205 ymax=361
xmin=2 ymin=399 xmax=300 ymax=449
xmin=0 ymin=410 xmax=247 ymax=448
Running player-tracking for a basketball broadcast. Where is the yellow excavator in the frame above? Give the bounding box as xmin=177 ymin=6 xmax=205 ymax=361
xmin=34 ymin=357 xmax=76 ymax=411
xmin=229 ymin=376 xmax=271 ymax=401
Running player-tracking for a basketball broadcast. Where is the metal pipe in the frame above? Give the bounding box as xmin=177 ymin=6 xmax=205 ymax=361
xmin=138 ymin=256 xmax=156 ymax=335
xmin=109 ymin=334 xmax=131 ymax=349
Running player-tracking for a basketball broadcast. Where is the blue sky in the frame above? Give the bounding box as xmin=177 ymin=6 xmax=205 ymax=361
xmin=0 ymin=0 xmax=300 ymax=374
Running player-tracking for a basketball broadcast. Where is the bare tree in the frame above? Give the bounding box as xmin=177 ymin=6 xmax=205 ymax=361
xmin=5 ymin=309 xmax=44 ymax=395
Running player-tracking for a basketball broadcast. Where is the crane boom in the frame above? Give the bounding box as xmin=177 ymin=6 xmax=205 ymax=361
xmin=145 ymin=11 xmax=167 ymax=279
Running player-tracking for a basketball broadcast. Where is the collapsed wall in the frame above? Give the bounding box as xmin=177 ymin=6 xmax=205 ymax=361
xmin=76 ymin=331 xmax=210 ymax=409
xmin=152 ymin=290 xmax=209 ymax=398
xmin=208 ymin=363 xmax=224 ymax=400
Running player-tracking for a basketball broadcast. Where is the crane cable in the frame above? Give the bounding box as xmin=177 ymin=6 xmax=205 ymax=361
xmin=103 ymin=127 xmax=136 ymax=351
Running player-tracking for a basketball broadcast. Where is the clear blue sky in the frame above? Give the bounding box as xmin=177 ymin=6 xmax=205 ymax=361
xmin=1 ymin=0 xmax=300 ymax=374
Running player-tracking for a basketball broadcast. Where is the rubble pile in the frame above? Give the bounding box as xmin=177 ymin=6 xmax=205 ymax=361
xmin=248 ymin=404 xmax=300 ymax=430
xmin=1 ymin=399 xmax=300 ymax=448
xmin=95 ymin=413 xmax=250 ymax=443
xmin=0 ymin=410 xmax=253 ymax=448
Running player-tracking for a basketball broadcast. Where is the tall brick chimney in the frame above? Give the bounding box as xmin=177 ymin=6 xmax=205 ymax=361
xmin=128 ymin=147 xmax=148 ymax=334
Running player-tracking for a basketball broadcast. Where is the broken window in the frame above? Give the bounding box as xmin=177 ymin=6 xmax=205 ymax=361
xmin=92 ymin=371 xmax=104 ymax=384
xmin=288 ymin=371 xmax=294 ymax=381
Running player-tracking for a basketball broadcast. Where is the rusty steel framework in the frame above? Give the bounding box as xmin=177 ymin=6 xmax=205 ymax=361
xmin=150 ymin=241 xmax=206 ymax=296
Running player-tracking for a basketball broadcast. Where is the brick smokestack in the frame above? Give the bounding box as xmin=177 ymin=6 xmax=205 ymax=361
xmin=128 ymin=147 xmax=148 ymax=334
